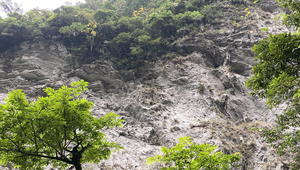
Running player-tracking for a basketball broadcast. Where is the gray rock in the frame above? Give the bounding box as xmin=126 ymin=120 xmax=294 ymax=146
xmin=0 ymin=4 xmax=291 ymax=170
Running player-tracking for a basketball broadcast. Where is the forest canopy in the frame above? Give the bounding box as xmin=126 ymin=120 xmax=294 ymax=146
xmin=0 ymin=0 xmax=248 ymax=69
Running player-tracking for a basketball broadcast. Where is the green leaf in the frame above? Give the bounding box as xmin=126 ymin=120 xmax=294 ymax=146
xmin=261 ymin=27 xmax=269 ymax=32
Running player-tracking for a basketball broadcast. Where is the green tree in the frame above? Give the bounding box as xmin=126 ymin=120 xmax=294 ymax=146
xmin=175 ymin=11 xmax=203 ymax=27
xmin=277 ymin=0 xmax=300 ymax=29
xmin=246 ymin=32 xmax=300 ymax=170
xmin=59 ymin=22 xmax=88 ymax=38
xmin=147 ymin=136 xmax=241 ymax=170
xmin=0 ymin=13 xmax=30 ymax=51
xmin=94 ymin=9 xmax=119 ymax=24
xmin=117 ymin=16 xmax=143 ymax=33
xmin=0 ymin=80 xmax=123 ymax=170
xmin=46 ymin=5 xmax=84 ymax=39
xmin=25 ymin=9 xmax=54 ymax=41
xmin=119 ymin=0 xmax=149 ymax=16
xmin=83 ymin=0 xmax=103 ymax=12
xmin=246 ymin=33 xmax=300 ymax=108
xmin=148 ymin=10 xmax=176 ymax=39
xmin=108 ymin=32 xmax=132 ymax=58
xmin=201 ymin=5 xmax=222 ymax=25
xmin=245 ymin=1 xmax=300 ymax=169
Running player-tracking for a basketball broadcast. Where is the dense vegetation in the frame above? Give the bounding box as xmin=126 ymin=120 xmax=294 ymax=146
xmin=0 ymin=80 xmax=123 ymax=170
xmin=246 ymin=0 xmax=300 ymax=169
xmin=0 ymin=0 xmax=251 ymax=69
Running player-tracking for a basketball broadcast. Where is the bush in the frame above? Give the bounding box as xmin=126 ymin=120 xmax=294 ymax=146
xmin=147 ymin=136 xmax=241 ymax=170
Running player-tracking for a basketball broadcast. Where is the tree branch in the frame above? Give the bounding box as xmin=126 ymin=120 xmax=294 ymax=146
xmin=36 ymin=136 xmax=70 ymax=161
xmin=15 ymin=116 xmax=36 ymax=145
xmin=30 ymin=120 xmax=39 ymax=154
xmin=0 ymin=148 xmax=72 ymax=164
xmin=63 ymin=108 xmax=67 ymax=147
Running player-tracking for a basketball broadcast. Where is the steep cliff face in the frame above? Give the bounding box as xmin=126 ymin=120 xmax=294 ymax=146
xmin=0 ymin=2 xmax=291 ymax=170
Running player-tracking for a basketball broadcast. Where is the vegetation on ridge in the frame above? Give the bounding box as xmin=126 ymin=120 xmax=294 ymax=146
xmin=0 ymin=0 xmax=254 ymax=69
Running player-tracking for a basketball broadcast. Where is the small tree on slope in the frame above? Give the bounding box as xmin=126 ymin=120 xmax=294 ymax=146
xmin=0 ymin=80 xmax=123 ymax=170
xmin=147 ymin=136 xmax=241 ymax=170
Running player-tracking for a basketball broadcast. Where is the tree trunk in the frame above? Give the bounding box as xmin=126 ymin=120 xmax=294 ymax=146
xmin=90 ymin=36 xmax=94 ymax=57
xmin=74 ymin=162 xmax=82 ymax=170
xmin=72 ymin=148 xmax=82 ymax=170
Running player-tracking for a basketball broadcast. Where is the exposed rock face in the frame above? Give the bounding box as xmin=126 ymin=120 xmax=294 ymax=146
xmin=0 ymin=3 xmax=291 ymax=170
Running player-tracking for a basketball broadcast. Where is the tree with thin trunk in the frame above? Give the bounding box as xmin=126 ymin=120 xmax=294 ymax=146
xmin=0 ymin=80 xmax=123 ymax=170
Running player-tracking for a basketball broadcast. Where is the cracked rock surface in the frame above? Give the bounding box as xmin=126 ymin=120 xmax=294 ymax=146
xmin=0 ymin=3 xmax=291 ymax=170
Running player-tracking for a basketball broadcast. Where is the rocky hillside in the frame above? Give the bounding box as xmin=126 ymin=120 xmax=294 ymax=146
xmin=0 ymin=1 xmax=293 ymax=170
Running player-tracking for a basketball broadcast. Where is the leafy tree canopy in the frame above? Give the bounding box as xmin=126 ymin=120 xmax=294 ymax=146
xmin=246 ymin=0 xmax=300 ymax=169
xmin=247 ymin=32 xmax=300 ymax=108
xmin=147 ymin=136 xmax=241 ymax=170
xmin=0 ymin=0 xmax=229 ymax=68
xmin=0 ymin=80 xmax=123 ymax=170
xmin=276 ymin=0 xmax=300 ymax=29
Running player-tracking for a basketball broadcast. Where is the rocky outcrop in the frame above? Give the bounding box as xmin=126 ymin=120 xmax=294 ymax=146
xmin=172 ymin=2 xmax=290 ymax=76
xmin=0 ymin=40 xmax=282 ymax=170
xmin=0 ymin=2 xmax=290 ymax=170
